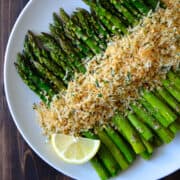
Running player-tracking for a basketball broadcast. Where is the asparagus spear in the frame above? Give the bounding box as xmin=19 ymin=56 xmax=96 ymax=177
xmin=98 ymin=0 xmax=129 ymax=26
xmin=84 ymin=0 xmax=127 ymax=34
xmin=127 ymin=112 xmax=154 ymax=141
xmin=40 ymin=32 xmax=82 ymax=73
xmin=162 ymin=79 xmax=180 ymax=102
xmin=57 ymin=18 xmax=95 ymax=58
xmin=143 ymin=0 xmax=159 ymax=9
xmin=75 ymin=8 xmax=109 ymax=40
xmin=97 ymin=128 xmax=129 ymax=170
xmin=105 ymin=126 xmax=136 ymax=163
xmin=71 ymin=12 xmax=106 ymax=50
xmin=112 ymin=113 xmax=145 ymax=154
xmin=50 ymin=24 xmax=93 ymax=59
xmin=33 ymin=61 xmax=66 ymax=91
xmin=169 ymin=121 xmax=180 ymax=134
xmin=16 ymin=53 xmax=56 ymax=99
xmin=121 ymin=0 xmax=141 ymax=18
xmin=51 ymin=12 xmax=74 ymax=47
xmin=141 ymin=138 xmax=154 ymax=154
xmin=27 ymin=31 xmax=69 ymax=84
xmin=24 ymin=34 xmax=66 ymax=91
xmin=39 ymin=33 xmax=75 ymax=77
xmin=153 ymin=135 xmax=163 ymax=147
xmin=90 ymin=156 xmax=110 ymax=180
xmin=140 ymin=151 xmax=152 ymax=160
xmin=142 ymin=90 xmax=177 ymax=124
xmin=52 ymin=12 xmax=64 ymax=31
xmin=60 ymin=8 xmax=102 ymax=54
xmin=140 ymin=98 xmax=170 ymax=127
xmin=15 ymin=65 xmax=48 ymax=102
xmin=98 ymin=144 xmax=120 ymax=176
xmin=131 ymin=103 xmax=161 ymax=130
xmin=156 ymin=87 xmax=180 ymax=115
xmin=110 ymin=0 xmax=138 ymax=25
xmin=82 ymin=131 xmax=120 ymax=177
xmin=72 ymin=11 xmax=97 ymax=39
xmin=61 ymin=26 xmax=85 ymax=54
xmin=51 ymin=12 xmax=94 ymax=58
xmin=131 ymin=103 xmax=174 ymax=143
xmin=129 ymin=0 xmax=150 ymax=15
xmin=51 ymin=13 xmax=88 ymax=59
xmin=73 ymin=10 xmax=106 ymax=49
xmin=167 ymin=71 xmax=180 ymax=90
xmin=90 ymin=10 xmax=113 ymax=37
xmin=91 ymin=10 xmax=118 ymax=35
xmin=140 ymin=138 xmax=153 ymax=160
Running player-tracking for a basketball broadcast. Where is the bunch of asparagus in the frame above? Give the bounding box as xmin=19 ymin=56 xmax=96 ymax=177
xmin=15 ymin=0 xmax=180 ymax=179
xmin=15 ymin=0 xmax=160 ymax=103
xmin=83 ymin=71 xmax=180 ymax=179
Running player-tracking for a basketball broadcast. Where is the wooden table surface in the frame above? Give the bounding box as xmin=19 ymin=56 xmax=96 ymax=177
xmin=0 ymin=0 xmax=179 ymax=180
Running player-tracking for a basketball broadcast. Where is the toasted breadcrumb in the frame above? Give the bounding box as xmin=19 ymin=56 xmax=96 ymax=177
xmin=35 ymin=0 xmax=180 ymax=136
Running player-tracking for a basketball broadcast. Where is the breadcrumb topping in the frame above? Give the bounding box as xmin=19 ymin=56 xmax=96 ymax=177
xmin=35 ymin=0 xmax=180 ymax=136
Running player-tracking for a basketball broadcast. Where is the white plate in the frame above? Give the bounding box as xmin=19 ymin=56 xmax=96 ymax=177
xmin=4 ymin=0 xmax=180 ymax=179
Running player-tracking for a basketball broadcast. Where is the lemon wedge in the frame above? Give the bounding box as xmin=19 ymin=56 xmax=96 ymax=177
xmin=51 ymin=134 xmax=100 ymax=164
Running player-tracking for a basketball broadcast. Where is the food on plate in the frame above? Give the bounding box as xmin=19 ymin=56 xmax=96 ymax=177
xmin=15 ymin=0 xmax=180 ymax=179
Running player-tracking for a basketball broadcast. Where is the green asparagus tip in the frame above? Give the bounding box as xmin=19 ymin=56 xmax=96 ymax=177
xmin=59 ymin=8 xmax=70 ymax=23
xmin=53 ymin=12 xmax=60 ymax=22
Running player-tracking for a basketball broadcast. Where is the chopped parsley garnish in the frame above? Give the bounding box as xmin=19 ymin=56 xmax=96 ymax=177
xmin=97 ymin=93 xmax=103 ymax=98
xmin=95 ymin=79 xmax=100 ymax=88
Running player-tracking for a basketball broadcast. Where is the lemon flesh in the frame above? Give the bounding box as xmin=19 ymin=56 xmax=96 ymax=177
xmin=51 ymin=134 xmax=100 ymax=164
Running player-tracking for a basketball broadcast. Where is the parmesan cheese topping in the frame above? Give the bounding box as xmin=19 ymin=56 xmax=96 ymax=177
xmin=36 ymin=0 xmax=180 ymax=136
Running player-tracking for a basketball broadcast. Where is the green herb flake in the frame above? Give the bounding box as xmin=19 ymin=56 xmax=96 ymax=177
xmin=103 ymin=80 xmax=109 ymax=84
xmin=97 ymin=93 xmax=103 ymax=98
xmin=125 ymin=72 xmax=132 ymax=84
xmin=95 ymin=79 xmax=100 ymax=88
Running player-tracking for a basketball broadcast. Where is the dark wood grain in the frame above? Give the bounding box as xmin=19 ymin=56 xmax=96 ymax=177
xmin=0 ymin=1 xmax=179 ymax=180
